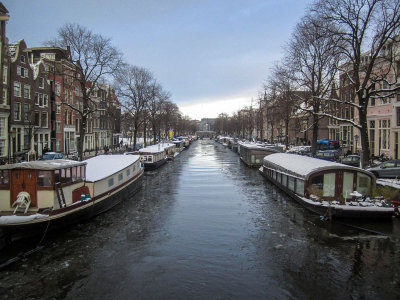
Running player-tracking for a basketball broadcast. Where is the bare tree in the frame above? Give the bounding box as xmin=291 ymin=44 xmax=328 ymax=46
xmin=147 ymin=83 xmax=170 ymax=144
xmin=311 ymin=0 xmax=400 ymax=166
xmin=287 ymin=15 xmax=341 ymax=155
xmin=266 ymin=64 xmax=299 ymax=148
xmin=114 ymin=65 xmax=154 ymax=150
xmin=48 ymin=23 xmax=123 ymax=160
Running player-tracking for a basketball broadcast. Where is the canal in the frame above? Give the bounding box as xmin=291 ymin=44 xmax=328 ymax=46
xmin=0 ymin=140 xmax=399 ymax=299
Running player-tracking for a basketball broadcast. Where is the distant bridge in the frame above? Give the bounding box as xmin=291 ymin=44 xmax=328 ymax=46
xmin=196 ymin=131 xmax=215 ymax=139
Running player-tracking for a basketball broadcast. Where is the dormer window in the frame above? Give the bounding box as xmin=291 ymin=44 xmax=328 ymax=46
xmin=20 ymin=55 xmax=25 ymax=63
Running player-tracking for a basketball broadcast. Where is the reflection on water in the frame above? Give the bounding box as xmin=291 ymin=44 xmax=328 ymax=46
xmin=0 ymin=140 xmax=399 ymax=299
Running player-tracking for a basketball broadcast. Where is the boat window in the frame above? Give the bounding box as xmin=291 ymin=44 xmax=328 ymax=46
xmin=251 ymin=155 xmax=255 ymax=163
xmin=54 ymin=169 xmax=60 ymax=183
xmin=0 ymin=170 xmax=9 ymax=186
xmin=37 ymin=170 xmax=52 ymax=186
xmin=288 ymin=176 xmax=295 ymax=191
xmin=72 ymin=167 xmax=77 ymax=182
xmin=60 ymin=168 xmax=72 ymax=184
xmin=147 ymin=156 xmax=153 ymax=162
xmin=108 ymin=178 xmax=114 ymax=187
xmin=323 ymin=173 xmax=335 ymax=197
xmin=357 ymin=173 xmax=371 ymax=195
xmin=309 ymin=175 xmax=323 ymax=197
xmin=277 ymin=173 xmax=281 ymax=184
xmin=133 ymin=165 xmax=136 ymax=172
xmin=296 ymin=179 xmax=304 ymax=196
xmin=15 ymin=172 xmax=20 ymax=179
xmin=127 ymin=169 xmax=131 ymax=177
xmin=118 ymin=173 xmax=123 ymax=181
xmin=342 ymin=172 xmax=354 ymax=199
xmin=282 ymin=175 xmax=287 ymax=186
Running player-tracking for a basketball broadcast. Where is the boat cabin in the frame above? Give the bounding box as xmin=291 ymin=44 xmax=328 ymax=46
xmin=262 ymin=153 xmax=374 ymax=202
xmin=239 ymin=143 xmax=281 ymax=167
xmin=0 ymin=160 xmax=87 ymax=212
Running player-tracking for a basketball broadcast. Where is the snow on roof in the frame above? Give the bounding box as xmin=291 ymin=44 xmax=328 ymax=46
xmin=85 ymin=154 xmax=140 ymax=182
xmin=0 ymin=159 xmax=85 ymax=171
xmin=239 ymin=141 xmax=281 ymax=151
xmin=377 ymin=179 xmax=400 ymax=190
xmin=139 ymin=143 xmax=175 ymax=154
xmin=263 ymin=153 xmax=368 ymax=178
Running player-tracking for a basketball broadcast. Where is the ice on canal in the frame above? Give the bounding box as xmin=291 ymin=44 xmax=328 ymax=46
xmin=0 ymin=140 xmax=399 ymax=300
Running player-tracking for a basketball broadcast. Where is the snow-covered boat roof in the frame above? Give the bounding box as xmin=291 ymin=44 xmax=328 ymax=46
xmin=0 ymin=159 xmax=86 ymax=171
xmin=239 ymin=142 xmax=281 ymax=152
xmin=85 ymin=155 xmax=140 ymax=182
xmin=139 ymin=143 xmax=175 ymax=154
xmin=263 ymin=153 xmax=374 ymax=179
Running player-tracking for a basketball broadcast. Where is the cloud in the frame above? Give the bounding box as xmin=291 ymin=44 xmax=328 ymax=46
xmin=178 ymin=94 xmax=256 ymax=120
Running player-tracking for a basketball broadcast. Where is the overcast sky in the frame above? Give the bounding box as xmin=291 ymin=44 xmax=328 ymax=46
xmin=4 ymin=0 xmax=311 ymax=120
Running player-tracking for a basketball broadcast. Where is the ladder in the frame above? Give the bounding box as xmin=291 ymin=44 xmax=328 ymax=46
xmin=55 ymin=182 xmax=66 ymax=208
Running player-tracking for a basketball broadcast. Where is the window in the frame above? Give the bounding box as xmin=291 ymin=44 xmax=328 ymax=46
xmin=39 ymin=77 xmax=44 ymax=88
xmin=357 ymin=173 xmax=371 ymax=195
xmin=56 ymin=121 xmax=61 ymax=133
xmin=126 ymin=169 xmax=130 ymax=177
xmin=55 ymin=82 xmax=60 ymax=95
xmin=34 ymin=111 xmax=39 ymax=126
xmin=379 ymin=119 xmax=390 ymax=150
xmin=56 ymin=103 xmax=61 ymax=114
xmin=39 ymin=93 xmax=43 ymax=106
xmin=43 ymin=94 xmax=48 ymax=107
xmin=20 ymin=55 xmax=25 ymax=63
xmin=2 ymin=66 xmax=7 ymax=84
xmin=118 ymin=173 xmax=123 ymax=181
xmin=41 ymin=112 xmax=47 ymax=128
xmin=108 ymin=178 xmax=114 ymax=187
xmin=24 ymin=85 xmax=30 ymax=99
xmin=2 ymin=88 xmax=7 ymax=105
xmin=13 ymin=82 xmax=21 ymax=97
xmin=17 ymin=66 xmax=27 ymax=78
xmin=14 ymin=103 xmax=21 ymax=121
xmin=37 ymin=171 xmax=52 ymax=186
xmin=24 ymin=104 xmax=30 ymax=122
xmin=397 ymin=108 xmax=400 ymax=127
xmin=0 ymin=170 xmax=9 ymax=186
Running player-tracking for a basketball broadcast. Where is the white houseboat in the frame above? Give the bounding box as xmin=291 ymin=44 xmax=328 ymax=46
xmin=139 ymin=144 xmax=169 ymax=171
xmin=0 ymin=155 xmax=144 ymax=238
xmin=239 ymin=142 xmax=281 ymax=167
xmin=259 ymin=153 xmax=394 ymax=219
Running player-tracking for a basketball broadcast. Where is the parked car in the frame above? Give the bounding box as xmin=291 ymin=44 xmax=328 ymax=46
xmin=366 ymin=159 xmax=400 ymax=178
xmin=314 ymin=150 xmax=340 ymax=162
xmin=340 ymin=155 xmax=361 ymax=167
xmin=39 ymin=152 xmax=65 ymax=160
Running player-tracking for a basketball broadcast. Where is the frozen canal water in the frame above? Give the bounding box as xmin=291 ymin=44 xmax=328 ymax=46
xmin=0 ymin=140 xmax=400 ymax=299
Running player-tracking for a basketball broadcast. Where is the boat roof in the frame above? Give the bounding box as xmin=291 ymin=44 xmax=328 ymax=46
xmin=263 ymin=153 xmax=373 ymax=179
xmin=139 ymin=143 xmax=175 ymax=154
xmin=0 ymin=159 xmax=86 ymax=171
xmin=85 ymin=154 xmax=140 ymax=182
xmin=239 ymin=142 xmax=280 ymax=151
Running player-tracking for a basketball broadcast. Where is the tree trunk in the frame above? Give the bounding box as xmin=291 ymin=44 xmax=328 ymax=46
xmin=359 ymin=102 xmax=370 ymax=168
xmin=311 ymin=114 xmax=319 ymax=156
xmin=78 ymin=115 xmax=86 ymax=161
xmin=143 ymin=122 xmax=147 ymax=147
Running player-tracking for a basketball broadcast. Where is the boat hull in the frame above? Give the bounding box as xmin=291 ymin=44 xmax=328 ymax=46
xmin=0 ymin=170 xmax=144 ymax=238
xmin=144 ymin=158 xmax=167 ymax=171
xmin=259 ymin=167 xmax=393 ymax=219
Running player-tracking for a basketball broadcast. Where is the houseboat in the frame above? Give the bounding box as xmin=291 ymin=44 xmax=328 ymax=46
xmin=139 ymin=144 xmax=169 ymax=171
xmin=259 ymin=153 xmax=394 ymax=219
xmin=163 ymin=143 xmax=177 ymax=160
xmin=172 ymin=140 xmax=185 ymax=153
xmin=239 ymin=142 xmax=281 ymax=167
xmin=0 ymin=155 xmax=144 ymax=238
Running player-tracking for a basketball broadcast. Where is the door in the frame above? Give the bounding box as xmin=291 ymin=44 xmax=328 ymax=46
xmin=11 ymin=170 xmax=37 ymax=207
